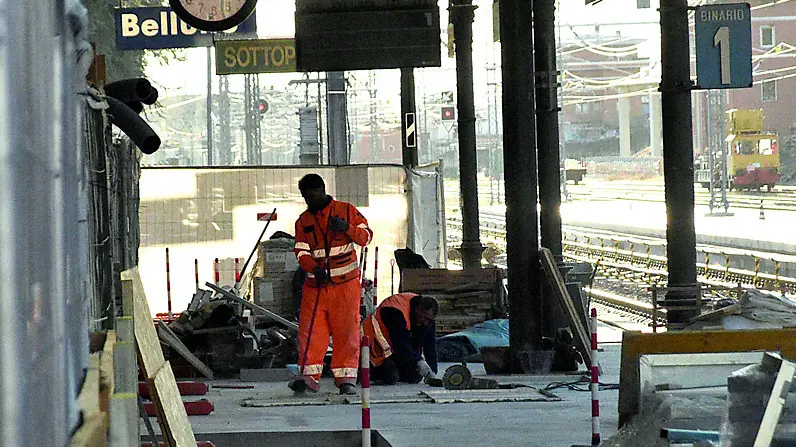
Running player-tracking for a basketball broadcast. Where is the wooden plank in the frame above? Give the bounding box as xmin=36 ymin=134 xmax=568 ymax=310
xmin=116 ymin=316 xmax=134 ymax=343
xmin=619 ymin=328 xmax=796 ymax=427
xmin=121 ymin=276 xmax=134 ymax=317
xmin=99 ymin=331 xmax=117 ymax=413
xmin=69 ymin=412 xmax=108 ymax=447
xmin=157 ymin=321 xmax=214 ymax=379
xmin=109 ymin=393 xmax=138 ymax=447
xmin=148 ymin=361 xmax=197 ymax=447
xmin=539 ymin=247 xmax=592 ymax=368
xmin=400 ymin=268 xmax=502 ymax=293
xmin=114 ymin=341 xmax=137 ymax=394
xmin=754 ymin=354 xmax=796 ymax=447
xmin=122 ymin=268 xmax=166 ymax=378
xmin=78 ymin=353 xmax=101 ymax=419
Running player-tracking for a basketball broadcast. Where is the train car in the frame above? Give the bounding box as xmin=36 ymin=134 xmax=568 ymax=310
xmin=695 ymin=109 xmax=781 ymax=192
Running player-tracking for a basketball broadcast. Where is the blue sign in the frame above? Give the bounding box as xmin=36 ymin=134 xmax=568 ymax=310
xmin=695 ymin=3 xmax=752 ymax=89
xmin=115 ymin=7 xmax=257 ymax=50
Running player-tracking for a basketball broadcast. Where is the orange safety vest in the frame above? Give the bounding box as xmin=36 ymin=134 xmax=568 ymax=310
xmin=293 ymin=198 xmax=372 ymax=287
xmin=362 ymin=293 xmax=416 ymax=366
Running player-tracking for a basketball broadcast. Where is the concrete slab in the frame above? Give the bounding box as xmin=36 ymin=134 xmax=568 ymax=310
xmin=153 ymin=345 xmax=622 ymax=446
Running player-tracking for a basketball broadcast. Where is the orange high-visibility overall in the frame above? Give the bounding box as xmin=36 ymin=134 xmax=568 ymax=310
xmin=293 ymin=197 xmax=373 ymax=387
xmin=362 ymin=293 xmax=417 ymax=367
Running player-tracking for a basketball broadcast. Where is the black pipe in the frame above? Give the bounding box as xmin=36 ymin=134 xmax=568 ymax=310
xmin=501 ymin=0 xmax=542 ymax=355
xmin=660 ymin=0 xmax=698 ymax=323
xmin=105 ymin=97 xmax=161 ymax=155
xmin=105 ymin=78 xmax=154 ymax=103
xmin=450 ymin=0 xmax=484 ymax=269
xmin=142 ymin=87 xmax=158 ymax=105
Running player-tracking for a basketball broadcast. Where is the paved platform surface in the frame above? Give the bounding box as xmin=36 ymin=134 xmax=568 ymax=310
xmin=162 ymin=340 xmax=622 ymax=447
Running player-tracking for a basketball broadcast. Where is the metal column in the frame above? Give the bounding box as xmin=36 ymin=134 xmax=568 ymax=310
xmin=500 ymin=0 xmax=542 ymax=353
xmin=450 ymin=0 xmax=485 ymax=269
xmin=534 ymin=0 xmax=562 ymax=258
xmin=219 ymin=76 xmax=231 ymax=165
xmin=660 ymin=0 xmax=699 ymax=323
xmin=327 ymin=71 xmax=349 ymax=165
xmin=401 ymin=68 xmax=419 ymax=167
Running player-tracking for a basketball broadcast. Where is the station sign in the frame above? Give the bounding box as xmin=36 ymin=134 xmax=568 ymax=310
xmin=115 ymin=6 xmax=257 ymax=50
xmin=215 ymin=39 xmax=297 ymax=75
xmin=695 ymin=3 xmax=752 ymax=89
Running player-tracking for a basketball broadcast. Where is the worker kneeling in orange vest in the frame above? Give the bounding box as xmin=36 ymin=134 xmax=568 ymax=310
xmin=289 ymin=174 xmax=373 ymax=395
xmin=363 ymin=292 xmax=439 ymax=385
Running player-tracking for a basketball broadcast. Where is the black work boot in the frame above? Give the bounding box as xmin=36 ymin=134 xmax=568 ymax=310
xmin=338 ymin=383 xmax=357 ymax=395
xmin=288 ymin=378 xmax=319 ymax=393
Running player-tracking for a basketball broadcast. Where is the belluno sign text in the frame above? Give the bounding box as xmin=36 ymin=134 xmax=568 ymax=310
xmin=695 ymin=3 xmax=752 ymax=89
xmin=115 ymin=7 xmax=257 ymax=51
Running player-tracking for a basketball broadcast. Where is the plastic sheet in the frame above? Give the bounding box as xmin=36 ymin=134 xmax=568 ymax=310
xmin=436 ymin=319 xmax=509 ymax=362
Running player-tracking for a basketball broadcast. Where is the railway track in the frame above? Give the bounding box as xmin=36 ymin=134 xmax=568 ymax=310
xmin=446 ymin=216 xmax=796 ymax=328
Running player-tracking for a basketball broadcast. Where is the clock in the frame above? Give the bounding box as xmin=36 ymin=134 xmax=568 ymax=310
xmin=169 ymin=0 xmax=258 ymax=32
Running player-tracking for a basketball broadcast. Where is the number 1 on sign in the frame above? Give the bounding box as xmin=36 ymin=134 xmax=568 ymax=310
xmin=714 ymin=26 xmax=731 ymax=85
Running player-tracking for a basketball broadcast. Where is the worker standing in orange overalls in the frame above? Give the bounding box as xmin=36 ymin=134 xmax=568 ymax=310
xmin=289 ymin=174 xmax=373 ymax=395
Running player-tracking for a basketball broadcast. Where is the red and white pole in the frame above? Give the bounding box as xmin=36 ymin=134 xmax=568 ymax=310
xmin=361 ymin=336 xmax=371 ymax=447
xmin=590 ymin=308 xmax=600 ymax=446
xmin=373 ymin=247 xmax=379 ymax=307
xmin=234 ymin=257 xmax=241 ymax=290
xmin=194 ymin=258 xmax=200 ymax=293
xmin=214 ymin=258 xmax=220 ymax=286
xmin=390 ymin=259 xmax=396 ymax=296
xmin=166 ymin=248 xmax=172 ymax=321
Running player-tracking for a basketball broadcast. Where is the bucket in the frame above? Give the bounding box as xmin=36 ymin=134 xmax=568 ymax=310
xmin=480 ymin=346 xmax=511 ymax=375
xmin=518 ymin=350 xmax=554 ymax=374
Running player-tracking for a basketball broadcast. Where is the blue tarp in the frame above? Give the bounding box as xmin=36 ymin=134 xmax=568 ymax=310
xmin=436 ymin=319 xmax=509 ymax=362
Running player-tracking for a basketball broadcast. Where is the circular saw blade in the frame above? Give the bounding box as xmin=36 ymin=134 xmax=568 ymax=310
xmin=442 ymin=364 xmax=472 ymax=390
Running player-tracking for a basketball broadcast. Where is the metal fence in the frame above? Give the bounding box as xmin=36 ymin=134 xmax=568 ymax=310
xmin=137 ymin=165 xmax=414 ymax=315
xmin=583 ymin=156 xmax=663 ymax=179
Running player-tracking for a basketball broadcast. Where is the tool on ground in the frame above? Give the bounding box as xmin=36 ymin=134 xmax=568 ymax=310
xmin=361 ymin=336 xmax=371 ymax=447
xmin=441 ymin=364 xmax=499 ymax=390
xmin=166 ymin=248 xmax=173 ymax=321
xmin=240 ymin=206 xmax=277 ymax=281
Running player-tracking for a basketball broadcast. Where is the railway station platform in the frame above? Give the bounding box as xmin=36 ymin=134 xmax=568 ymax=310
xmin=154 ymin=324 xmax=622 ymax=447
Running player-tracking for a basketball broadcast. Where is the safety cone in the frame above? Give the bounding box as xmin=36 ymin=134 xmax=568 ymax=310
xmin=759 ymin=199 xmax=765 ymax=220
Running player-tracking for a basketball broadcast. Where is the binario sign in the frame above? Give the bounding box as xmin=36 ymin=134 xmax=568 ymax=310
xmin=115 ymin=7 xmax=257 ymax=50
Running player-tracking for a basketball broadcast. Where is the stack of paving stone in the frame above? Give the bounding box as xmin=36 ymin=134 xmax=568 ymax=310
xmin=720 ymin=354 xmax=796 ymax=446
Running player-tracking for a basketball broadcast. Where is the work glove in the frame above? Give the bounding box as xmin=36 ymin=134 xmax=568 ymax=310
xmin=312 ymin=266 xmax=329 ymax=285
xmin=417 ymin=360 xmax=434 ymax=379
xmin=329 ymin=216 xmax=349 ymax=232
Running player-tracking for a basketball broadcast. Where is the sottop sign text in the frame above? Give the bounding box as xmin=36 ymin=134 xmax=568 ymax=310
xmin=215 ymin=39 xmax=296 ymax=75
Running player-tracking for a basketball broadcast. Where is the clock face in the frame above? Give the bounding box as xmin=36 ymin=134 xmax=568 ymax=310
xmin=170 ymin=0 xmax=258 ymax=32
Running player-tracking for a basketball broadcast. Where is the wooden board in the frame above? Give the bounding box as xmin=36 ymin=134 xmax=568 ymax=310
xmin=619 ymin=328 xmax=796 ymax=427
xmin=69 ymin=412 xmax=108 ymax=447
xmin=122 ymin=268 xmax=165 ymax=378
xmin=754 ymin=354 xmax=796 ymax=447
xmin=400 ymin=267 xmax=503 ymax=293
xmin=99 ymin=331 xmax=117 ymax=413
xmin=109 ymin=393 xmax=138 ymax=447
xmin=539 ymin=247 xmax=592 ymax=368
xmin=147 ymin=361 xmax=197 ymax=447
xmin=78 ymin=353 xmax=101 ymax=419
xmin=157 ymin=321 xmax=214 ymax=379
